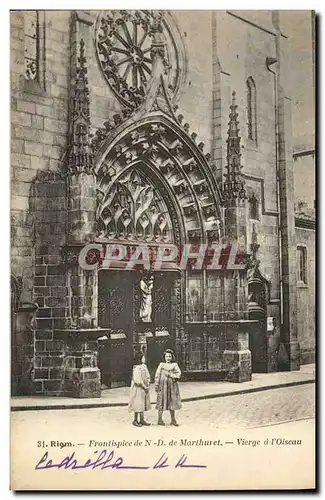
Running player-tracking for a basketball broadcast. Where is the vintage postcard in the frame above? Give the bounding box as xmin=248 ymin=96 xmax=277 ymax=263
xmin=10 ymin=9 xmax=316 ymax=491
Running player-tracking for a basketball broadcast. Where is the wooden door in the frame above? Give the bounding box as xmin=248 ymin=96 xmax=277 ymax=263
xmin=98 ymin=271 xmax=134 ymax=386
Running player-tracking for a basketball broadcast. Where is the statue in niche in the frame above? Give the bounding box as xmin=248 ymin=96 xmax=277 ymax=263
xmin=247 ymin=258 xmax=260 ymax=282
xmin=140 ymin=274 xmax=154 ymax=323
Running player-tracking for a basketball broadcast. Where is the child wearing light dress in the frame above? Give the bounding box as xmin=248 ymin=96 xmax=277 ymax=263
xmin=154 ymin=349 xmax=182 ymax=426
xmin=128 ymin=352 xmax=151 ymax=427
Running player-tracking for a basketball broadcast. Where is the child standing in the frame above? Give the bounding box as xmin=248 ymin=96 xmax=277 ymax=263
xmin=154 ymin=349 xmax=182 ymax=426
xmin=128 ymin=352 xmax=151 ymax=427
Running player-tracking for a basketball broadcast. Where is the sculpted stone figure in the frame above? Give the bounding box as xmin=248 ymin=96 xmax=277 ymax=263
xmin=140 ymin=275 xmax=154 ymax=323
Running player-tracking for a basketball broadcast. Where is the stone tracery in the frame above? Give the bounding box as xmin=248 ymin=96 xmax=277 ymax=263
xmin=95 ymin=117 xmax=223 ymax=245
xmin=95 ymin=10 xmax=184 ymax=109
xmin=96 ymin=167 xmax=173 ymax=242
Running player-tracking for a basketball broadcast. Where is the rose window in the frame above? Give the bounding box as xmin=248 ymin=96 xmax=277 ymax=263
xmin=95 ymin=10 xmax=185 ymax=109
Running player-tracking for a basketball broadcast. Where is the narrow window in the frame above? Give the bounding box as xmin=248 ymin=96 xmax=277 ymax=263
xmin=297 ymin=246 xmax=307 ymax=284
xmin=23 ymin=11 xmax=45 ymax=91
xmin=24 ymin=11 xmax=39 ymax=81
xmin=248 ymin=192 xmax=259 ymax=220
xmin=247 ymin=77 xmax=257 ymax=143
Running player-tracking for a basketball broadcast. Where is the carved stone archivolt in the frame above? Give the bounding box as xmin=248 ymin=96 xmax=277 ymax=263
xmin=65 ymin=10 xmax=224 ymax=248
xmin=95 ymin=116 xmax=223 ymax=245
xmin=90 ymin=9 xmax=222 ymax=248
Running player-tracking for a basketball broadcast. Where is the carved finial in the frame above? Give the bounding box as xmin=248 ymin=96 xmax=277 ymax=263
xmin=252 ymin=223 xmax=258 ymax=245
xmin=150 ymin=11 xmax=166 ymax=62
xmin=223 ymin=90 xmax=246 ymax=203
xmin=79 ymin=38 xmax=86 ymax=69
xmin=151 ymin=10 xmax=164 ymax=33
xmin=250 ymin=223 xmax=260 ymax=261
xmin=113 ymin=114 xmax=122 ymax=126
xmin=68 ymin=39 xmax=94 ymax=176
xmin=104 ymin=121 xmax=112 ymax=131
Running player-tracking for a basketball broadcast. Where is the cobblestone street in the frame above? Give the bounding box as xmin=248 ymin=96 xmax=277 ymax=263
xmin=12 ymin=383 xmax=315 ymax=430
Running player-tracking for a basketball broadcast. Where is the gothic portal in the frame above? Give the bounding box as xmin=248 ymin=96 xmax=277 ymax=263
xmin=10 ymin=10 xmax=307 ymax=398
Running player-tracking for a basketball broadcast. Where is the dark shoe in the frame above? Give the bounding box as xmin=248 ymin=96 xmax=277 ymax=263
xmin=133 ymin=420 xmax=142 ymax=427
xmin=158 ymin=419 xmax=165 ymax=426
xmin=140 ymin=420 xmax=151 ymax=426
xmin=171 ymin=420 xmax=179 ymax=427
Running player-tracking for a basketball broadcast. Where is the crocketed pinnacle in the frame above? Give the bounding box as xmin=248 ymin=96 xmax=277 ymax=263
xmin=68 ymin=39 xmax=94 ymax=175
xmin=223 ymin=91 xmax=246 ymax=203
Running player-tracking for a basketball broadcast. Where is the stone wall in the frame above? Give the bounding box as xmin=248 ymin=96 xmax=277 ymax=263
xmin=213 ymin=10 xmax=281 ymax=325
xmin=11 ymin=9 xmax=70 ymax=305
xmin=11 ymin=11 xmax=71 ymax=394
xmin=294 ymin=152 xmax=315 ymax=211
xmin=295 ymin=225 xmax=315 ymax=364
xmin=173 ymin=11 xmax=213 ymax=153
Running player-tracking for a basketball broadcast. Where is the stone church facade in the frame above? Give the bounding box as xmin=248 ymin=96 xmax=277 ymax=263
xmin=10 ymin=10 xmax=315 ymax=397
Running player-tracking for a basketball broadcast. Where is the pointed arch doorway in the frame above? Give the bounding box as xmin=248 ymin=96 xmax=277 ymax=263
xmin=97 ymin=161 xmax=185 ymax=385
xmin=93 ymin=109 xmax=223 ymax=386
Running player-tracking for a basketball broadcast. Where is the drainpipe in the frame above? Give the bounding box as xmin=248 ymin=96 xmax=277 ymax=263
xmin=266 ymin=56 xmax=284 ymax=332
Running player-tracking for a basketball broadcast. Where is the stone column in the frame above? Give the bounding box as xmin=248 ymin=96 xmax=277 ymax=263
xmin=273 ymin=12 xmax=299 ymax=370
xmin=68 ymin=173 xmax=97 ymax=246
xmin=12 ymin=303 xmax=39 ymax=395
xmin=56 ymin=329 xmax=110 ymax=398
xmin=223 ymin=92 xmax=248 ymax=321
xmin=221 ymin=93 xmax=252 ymax=382
xmin=223 ymin=322 xmax=252 ymax=383
xmin=59 ymin=35 xmax=101 ymax=397
xmin=67 ymin=173 xmax=98 ymax=331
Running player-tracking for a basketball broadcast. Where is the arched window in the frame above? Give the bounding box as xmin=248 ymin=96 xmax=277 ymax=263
xmin=246 ymin=77 xmax=257 ymax=143
xmin=297 ymin=246 xmax=307 ymax=284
